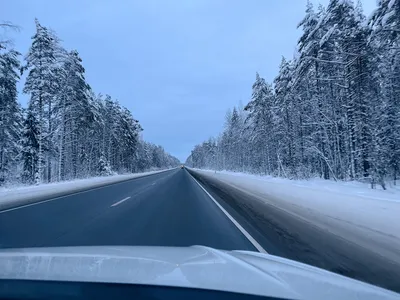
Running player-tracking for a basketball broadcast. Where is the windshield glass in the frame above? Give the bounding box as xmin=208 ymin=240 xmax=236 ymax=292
xmin=1 ymin=0 xmax=399 ymax=299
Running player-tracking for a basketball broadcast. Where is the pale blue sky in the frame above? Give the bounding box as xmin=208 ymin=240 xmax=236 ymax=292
xmin=2 ymin=0 xmax=375 ymax=162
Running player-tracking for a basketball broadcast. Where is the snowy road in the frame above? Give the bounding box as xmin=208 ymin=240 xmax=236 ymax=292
xmin=0 ymin=169 xmax=256 ymax=251
xmin=0 ymin=168 xmax=399 ymax=293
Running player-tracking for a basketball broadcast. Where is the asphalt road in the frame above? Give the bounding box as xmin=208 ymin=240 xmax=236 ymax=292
xmin=0 ymin=169 xmax=256 ymax=251
xmin=1 ymin=168 xmax=399 ymax=293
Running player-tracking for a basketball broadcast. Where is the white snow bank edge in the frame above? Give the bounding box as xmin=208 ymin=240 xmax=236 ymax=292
xmin=188 ymin=168 xmax=400 ymax=264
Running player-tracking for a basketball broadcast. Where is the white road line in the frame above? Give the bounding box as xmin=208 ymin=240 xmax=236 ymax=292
xmin=189 ymin=174 xmax=267 ymax=254
xmin=0 ymin=170 xmax=176 ymax=214
xmin=111 ymin=196 xmax=131 ymax=207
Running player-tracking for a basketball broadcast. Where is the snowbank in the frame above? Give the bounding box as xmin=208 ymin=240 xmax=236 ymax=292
xmin=191 ymin=169 xmax=400 ymax=262
xmin=0 ymin=169 xmax=173 ymax=211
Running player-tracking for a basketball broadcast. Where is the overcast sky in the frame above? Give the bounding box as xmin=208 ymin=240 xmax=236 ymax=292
xmin=3 ymin=0 xmax=376 ymax=162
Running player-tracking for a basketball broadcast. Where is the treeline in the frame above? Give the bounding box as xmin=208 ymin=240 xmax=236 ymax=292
xmin=186 ymin=0 xmax=399 ymax=189
xmin=0 ymin=19 xmax=179 ymax=185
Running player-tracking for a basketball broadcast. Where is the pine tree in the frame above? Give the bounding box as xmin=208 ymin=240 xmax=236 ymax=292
xmin=0 ymin=18 xmax=179 ymax=186
xmin=187 ymin=0 xmax=400 ymax=188
xmin=369 ymin=0 xmax=400 ymax=185
xmin=295 ymin=1 xmax=326 ymax=178
xmin=97 ymin=154 xmax=112 ymax=176
xmin=245 ymin=73 xmax=275 ymax=174
xmin=52 ymin=50 xmax=95 ymax=180
xmin=21 ymin=107 xmax=40 ymax=184
xmin=274 ymin=57 xmax=298 ymax=177
xmin=0 ymin=49 xmax=22 ymax=184
xmin=23 ymin=19 xmax=61 ymax=184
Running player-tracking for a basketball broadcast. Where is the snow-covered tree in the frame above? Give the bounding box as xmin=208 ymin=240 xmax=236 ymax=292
xmin=187 ymin=0 xmax=398 ymax=189
xmin=21 ymin=106 xmax=40 ymax=184
xmin=369 ymin=0 xmax=400 ymax=185
xmin=0 ymin=18 xmax=179 ymax=186
xmin=245 ymin=73 xmax=275 ymax=174
xmin=52 ymin=50 xmax=96 ymax=180
xmin=23 ymin=19 xmax=62 ymax=184
xmin=0 ymin=49 xmax=22 ymax=184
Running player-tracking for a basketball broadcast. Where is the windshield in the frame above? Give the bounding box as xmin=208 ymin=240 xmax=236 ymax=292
xmin=1 ymin=0 xmax=400 ymax=299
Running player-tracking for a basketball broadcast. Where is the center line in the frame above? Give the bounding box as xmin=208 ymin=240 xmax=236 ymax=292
xmin=111 ymin=196 xmax=131 ymax=207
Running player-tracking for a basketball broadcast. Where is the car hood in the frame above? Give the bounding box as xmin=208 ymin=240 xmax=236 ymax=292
xmin=0 ymin=246 xmax=398 ymax=300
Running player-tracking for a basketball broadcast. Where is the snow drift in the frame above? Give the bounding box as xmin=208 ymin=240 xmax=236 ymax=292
xmin=191 ymin=169 xmax=400 ymax=264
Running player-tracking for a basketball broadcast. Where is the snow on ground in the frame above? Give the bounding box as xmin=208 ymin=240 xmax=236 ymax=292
xmin=0 ymin=169 xmax=172 ymax=210
xmin=193 ymin=169 xmax=400 ymax=262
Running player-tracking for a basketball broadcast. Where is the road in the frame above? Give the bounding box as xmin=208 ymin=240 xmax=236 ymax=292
xmin=1 ymin=168 xmax=399 ymax=293
xmin=0 ymin=169 xmax=256 ymax=251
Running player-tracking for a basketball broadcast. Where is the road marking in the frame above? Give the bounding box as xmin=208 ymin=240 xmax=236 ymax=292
xmin=189 ymin=174 xmax=267 ymax=254
xmin=111 ymin=196 xmax=131 ymax=207
xmin=0 ymin=169 xmax=179 ymax=214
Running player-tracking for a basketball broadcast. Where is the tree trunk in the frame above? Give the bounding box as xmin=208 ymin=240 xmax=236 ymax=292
xmin=58 ymin=96 xmax=66 ymax=181
xmin=47 ymin=96 xmax=52 ymax=182
xmin=37 ymin=94 xmax=44 ymax=185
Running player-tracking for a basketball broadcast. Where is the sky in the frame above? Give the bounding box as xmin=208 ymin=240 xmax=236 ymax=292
xmin=2 ymin=0 xmax=376 ymax=162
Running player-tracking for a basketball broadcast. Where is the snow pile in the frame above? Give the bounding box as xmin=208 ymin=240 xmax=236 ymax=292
xmin=192 ymin=169 xmax=400 ymax=262
xmin=0 ymin=169 xmax=173 ymax=211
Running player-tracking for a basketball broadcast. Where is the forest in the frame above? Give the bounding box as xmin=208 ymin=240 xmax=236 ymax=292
xmin=186 ymin=0 xmax=399 ymax=189
xmin=0 ymin=19 xmax=179 ymax=186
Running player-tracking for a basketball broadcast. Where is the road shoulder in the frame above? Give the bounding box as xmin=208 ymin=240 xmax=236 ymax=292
xmin=187 ymin=168 xmax=400 ymax=293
